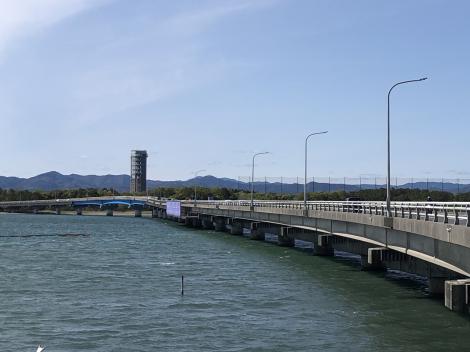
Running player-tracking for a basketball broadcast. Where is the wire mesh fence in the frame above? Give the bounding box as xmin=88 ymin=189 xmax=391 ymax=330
xmin=234 ymin=177 xmax=470 ymax=194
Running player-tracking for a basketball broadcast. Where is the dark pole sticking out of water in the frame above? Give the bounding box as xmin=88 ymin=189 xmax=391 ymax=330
xmin=181 ymin=275 xmax=184 ymax=296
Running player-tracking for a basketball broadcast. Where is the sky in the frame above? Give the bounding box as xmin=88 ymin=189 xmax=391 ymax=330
xmin=0 ymin=0 xmax=469 ymax=181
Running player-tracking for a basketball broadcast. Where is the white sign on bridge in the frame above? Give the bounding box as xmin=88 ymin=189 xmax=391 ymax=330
xmin=166 ymin=201 xmax=181 ymax=218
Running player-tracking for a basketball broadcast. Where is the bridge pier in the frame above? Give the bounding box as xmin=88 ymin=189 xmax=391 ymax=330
xmin=33 ymin=209 xmax=39 ymax=214
xmin=202 ymin=217 xmax=215 ymax=230
xmin=313 ymin=234 xmax=333 ymax=256
xmin=278 ymin=227 xmax=295 ymax=247
xmin=76 ymin=208 xmax=82 ymax=216
xmin=152 ymin=208 xmax=159 ymax=218
xmin=214 ymin=218 xmax=226 ymax=232
xmin=55 ymin=208 xmax=61 ymax=215
xmin=230 ymin=220 xmax=244 ymax=236
xmin=428 ymin=277 xmax=447 ymax=297
xmin=361 ymin=247 xmax=387 ymax=271
xmin=185 ymin=216 xmax=201 ymax=228
xmin=250 ymin=222 xmax=265 ymax=241
xmin=445 ymin=279 xmax=470 ymax=313
xmin=134 ymin=209 xmax=142 ymax=217
xmin=106 ymin=209 xmax=113 ymax=216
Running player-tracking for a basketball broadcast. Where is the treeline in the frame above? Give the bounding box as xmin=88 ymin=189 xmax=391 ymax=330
xmin=0 ymin=188 xmax=118 ymax=201
xmin=149 ymin=187 xmax=470 ymax=202
xmin=1 ymin=187 xmax=470 ymax=202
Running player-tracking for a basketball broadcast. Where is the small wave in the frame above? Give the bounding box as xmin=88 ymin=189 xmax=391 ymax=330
xmin=0 ymin=233 xmax=90 ymax=238
xmin=159 ymin=262 xmax=175 ymax=266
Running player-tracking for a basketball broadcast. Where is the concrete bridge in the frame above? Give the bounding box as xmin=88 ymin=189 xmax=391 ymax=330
xmin=2 ymin=196 xmax=470 ymax=314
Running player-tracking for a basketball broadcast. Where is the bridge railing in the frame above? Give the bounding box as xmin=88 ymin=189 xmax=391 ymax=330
xmin=185 ymin=200 xmax=470 ymax=226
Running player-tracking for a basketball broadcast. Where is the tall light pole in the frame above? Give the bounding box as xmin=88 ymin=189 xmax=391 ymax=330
xmin=251 ymin=152 xmax=269 ymax=209
xmin=193 ymin=169 xmax=206 ymax=205
xmin=304 ymin=131 xmax=328 ymax=211
xmin=386 ymin=77 xmax=427 ymax=216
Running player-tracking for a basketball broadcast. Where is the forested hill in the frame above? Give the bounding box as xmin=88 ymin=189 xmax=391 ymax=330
xmin=0 ymin=171 xmax=241 ymax=192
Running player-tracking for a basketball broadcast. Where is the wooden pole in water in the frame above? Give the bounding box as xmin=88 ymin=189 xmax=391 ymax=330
xmin=181 ymin=275 xmax=184 ymax=296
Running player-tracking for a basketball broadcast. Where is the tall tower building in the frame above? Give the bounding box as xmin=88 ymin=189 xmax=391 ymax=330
xmin=130 ymin=150 xmax=148 ymax=193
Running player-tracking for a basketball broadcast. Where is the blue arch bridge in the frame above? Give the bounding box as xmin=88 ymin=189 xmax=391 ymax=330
xmin=72 ymin=199 xmax=146 ymax=208
xmin=70 ymin=197 xmax=146 ymax=216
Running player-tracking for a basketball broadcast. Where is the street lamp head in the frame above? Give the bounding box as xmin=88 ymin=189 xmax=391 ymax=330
xmin=306 ymin=130 xmax=329 ymax=141
xmin=254 ymin=151 xmax=269 ymax=157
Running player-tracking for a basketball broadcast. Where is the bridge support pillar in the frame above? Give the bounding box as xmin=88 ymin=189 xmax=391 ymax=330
xmin=202 ymin=217 xmax=215 ymax=230
xmin=33 ymin=209 xmax=39 ymax=214
xmin=152 ymin=208 xmax=159 ymax=218
xmin=230 ymin=220 xmax=243 ymax=236
xmin=55 ymin=208 xmax=61 ymax=215
xmin=361 ymin=247 xmax=387 ymax=271
xmin=250 ymin=222 xmax=265 ymax=241
xmin=214 ymin=218 xmax=226 ymax=232
xmin=428 ymin=277 xmax=446 ymax=297
xmin=134 ymin=209 xmax=142 ymax=217
xmin=278 ymin=227 xmax=295 ymax=247
xmin=106 ymin=209 xmax=113 ymax=216
xmin=445 ymin=279 xmax=470 ymax=313
xmin=314 ymin=234 xmax=333 ymax=256
xmin=76 ymin=208 xmax=82 ymax=216
xmin=185 ymin=216 xmax=201 ymax=228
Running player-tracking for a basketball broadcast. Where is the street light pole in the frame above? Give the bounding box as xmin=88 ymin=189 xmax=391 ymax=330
xmin=193 ymin=169 xmax=206 ymax=205
xmin=386 ymin=77 xmax=427 ymax=216
xmin=304 ymin=131 xmax=328 ymax=211
xmin=251 ymin=152 xmax=269 ymax=209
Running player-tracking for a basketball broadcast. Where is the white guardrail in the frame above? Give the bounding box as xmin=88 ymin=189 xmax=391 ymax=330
xmin=172 ymin=199 xmax=470 ymax=226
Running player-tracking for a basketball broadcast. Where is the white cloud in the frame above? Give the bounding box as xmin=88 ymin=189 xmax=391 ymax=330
xmin=0 ymin=0 xmax=107 ymax=57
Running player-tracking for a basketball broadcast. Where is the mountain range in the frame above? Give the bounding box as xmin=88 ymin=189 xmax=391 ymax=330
xmin=0 ymin=171 xmax=468 ymax=194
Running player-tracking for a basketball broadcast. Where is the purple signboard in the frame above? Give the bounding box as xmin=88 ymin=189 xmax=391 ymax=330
xmin=166 ymin=201 xmax=181 ymax=218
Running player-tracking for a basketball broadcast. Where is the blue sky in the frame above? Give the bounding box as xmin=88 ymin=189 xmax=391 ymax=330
xmin=0 ymin=0 xmax=469 ymax=181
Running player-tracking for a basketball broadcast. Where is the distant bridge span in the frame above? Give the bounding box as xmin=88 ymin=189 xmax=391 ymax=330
xmin=0 ymin=196 xmax=147 ymax=209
